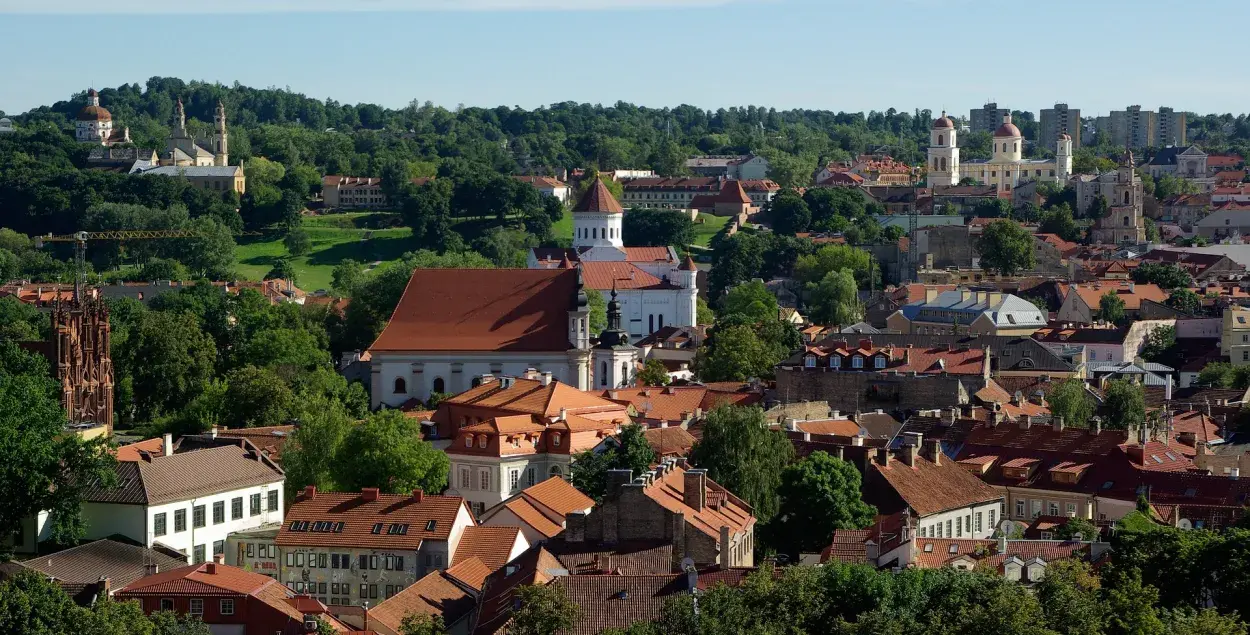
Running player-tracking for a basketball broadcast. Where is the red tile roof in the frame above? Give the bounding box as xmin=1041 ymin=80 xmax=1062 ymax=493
xmin=366 ymin=569 xmax=478 ymax=634
xmin=549 ymin=574 xmax=690 ymax=635
xmin=278 ymin=488 xmax=468 ymax=550
xmin=453 ymin=526 xmax=523 ymax=573
xmin=868 ymin=453 xmax=1003 ymax=517
xmin=821 ymin=529 xmax=871 ymax=564
xmin=578 ymin=261 xmax=674 ymax=290
xmin=115 ymin=437 xmax=164 ymax=462
xmin=472 ymin=546 xmax=566 ymax=635
xmin=715 ymin=180 xmax=752 ymax=204
xmin=602 ymin=385 xmax=707 ymax=423
xmin=1064 ymin=281 xmax=1168 ymax=311
xmin=119 ymin=562 xmax=273 ymax=596
xmin=641 ymin=464 xmax=755 ymax=540
xmin=444 ymin=556 xmax=492 ymax=591
xmin=643 ymin=426 xmax=697 ymax=457
xmin=369 ymin=269 xmax=578 ymax=353
xmin=521 ymin=475 xmax=596 ymax=517
xmin=622 ymin=247 xmax=674 ymax=263
xmin=573 ymin=179 xmax=624 ymax=214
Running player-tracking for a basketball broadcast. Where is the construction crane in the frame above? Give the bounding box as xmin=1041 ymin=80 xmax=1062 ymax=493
xmin=34 ymin=229 xmax=204 ymax=300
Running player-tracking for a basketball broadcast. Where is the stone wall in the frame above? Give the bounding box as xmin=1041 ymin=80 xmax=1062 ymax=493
xmin=775 ymin=368 xmax=983 ymax=411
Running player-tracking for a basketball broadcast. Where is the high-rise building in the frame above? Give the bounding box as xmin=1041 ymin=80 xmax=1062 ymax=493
xmin=969 ymin=102 xmax=1011 ymax=135
xmin=1096 ymin=106 xmax=1187 ymax=149
xmin=1040 ymin=103 xmax=1082 ymax=148
xmin=1157 ymin=107 xmax=1187 ymax=146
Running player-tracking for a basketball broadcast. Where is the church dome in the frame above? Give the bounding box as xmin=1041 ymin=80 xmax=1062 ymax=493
xmin=77 ymin=105 xmax=112 ymax=122
xmin=932 ymin=111 xmax=955 ymax=129
xmin=994 ymin=120 xmax=1022 ymax=138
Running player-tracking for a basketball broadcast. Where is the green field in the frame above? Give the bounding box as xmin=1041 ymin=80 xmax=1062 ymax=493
xmin=692 ymin=213 xmax=730 ymax=246
xmin=234 ymin=213 xmax=412 ymax=292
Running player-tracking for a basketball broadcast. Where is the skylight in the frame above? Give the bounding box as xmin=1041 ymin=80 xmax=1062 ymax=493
xmin=1151 ymin=455 xmax=1164 ymax=464
xmin=948 ymin=544 xmax=958 ymax=554
xmin=923 ymin=544 xmax=934 ymax=552
xmin=1184 ymin=488 xmax=1197 ymax=497
xmin=1102 ymin=481 xmax=1114 ymax=489
xmin=371 ymin=523 xmax=383 ymax=534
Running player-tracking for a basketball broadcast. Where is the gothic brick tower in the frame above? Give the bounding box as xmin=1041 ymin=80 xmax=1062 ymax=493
xmin=49 ymin=295 xmax=114 ymax=436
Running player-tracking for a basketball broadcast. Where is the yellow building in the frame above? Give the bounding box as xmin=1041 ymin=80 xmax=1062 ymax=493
xmin=136 ymin=165 xmax=246 ymax=195
xmin=1222 ymin=306 xmax=1250 ymax=365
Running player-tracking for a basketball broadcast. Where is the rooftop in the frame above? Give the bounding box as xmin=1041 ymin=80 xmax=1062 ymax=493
xmin=277 ymin=487 xmax=467 ymax=550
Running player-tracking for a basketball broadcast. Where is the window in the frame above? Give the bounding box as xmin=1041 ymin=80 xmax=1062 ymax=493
xmin=189 ymin=599 xmax=203 ymax=616
xmin=975 ymin=512 xmax=983 ymax=533
xmin=989 ymin=508 xmax=996 ymax=528
xmin=249 ymin=493 xmax=261 ymax=516
xmin=231 ymin=497 xmax=243 ymax=520
xmin=393 ymin=377 xmax=407 ymax=394
xmin=510 ymin=469 xmax=520 ymax=491
xmin=370 ymin=555 xmax=378 ymax=570
xmin=433 ymin=377 xmax=445 ymax=393
xmin=852 ymin=356 xmax=863 ymax=369
xmin=193 ymin=505 xmax=206 ymax=528
xmin=479 ymin=469 xmax=490 ymax=491
xmin=286 ymin=552 xmax=295 ymax=567
xmin=1015 ymin=499 xmax=1025 ymax=518
xmin=296 ymin=552 xmax=305 ymax=567
xmin=946 ymin=520 xmax=952 ymax=536
xmin=154 ymin=513 xmax=167 ymax=537
xmin=359 ymin=584 xmax=368 ymax=599
xmin=193 ymin=545 xmax=206 ymax=563
xmin=220 ymin=599 xmax=234 ymax=615
xmin=1031 ymin=500 xmax=1042 ymax=518
xmin=1067 ymin=503 xmax=1078 ymax=517
xmin=359 ymin=554 xmax=369 ymax=570
xmin=175 ymin=509 xmax=186 ymax=533
xmin=831 ymin=356 xmax=842 ymax=369
xmin=526 ymin=467 xmax=535 ymax=487
xmin=460 ymin=467 xmax=471 ymax=489
xmin=553 ymin=433 xmax=561 ymax=447
xmin=464 ymin=435 xmax=473 ymax=448
xmin=874 ymin=356 xmax=886 ymax=369
xmin=160 ymin=599 xmax=174 ymax=611
xmin=213 ymin=501 xmax=224 ymax=525
xmin=1049 ymin=502 xmax=1059 ymax=516
xmin=955 ymin=518 xmax=962 ymax=537
xmin=369 ymin=584 xmax=378 ymax=599
xmin=478 ymin=435 xmax=487 ymax=449
xmin=549 ymin=465 xmax=563 ymax=479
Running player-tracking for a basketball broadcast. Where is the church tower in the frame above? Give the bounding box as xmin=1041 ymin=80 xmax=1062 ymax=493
xmin=592 ymin=286 xmax=639 ymax=390
xmin=172 ymin=98 xmax=189 ymax=140
xmin=567 ymin=267 xmax=592 ymax=390
xmin=927 ymin=111 xmax=959 ymax=186
xmin=212 ymin=100 xmax=229 ymax=167
xmin=675 ymin=254 xmax=699 ymax=327
xmin=1055 ymin=133 xmax=1073 ymax=181
xmin=571 ymin=179 xmax=625 ymax=250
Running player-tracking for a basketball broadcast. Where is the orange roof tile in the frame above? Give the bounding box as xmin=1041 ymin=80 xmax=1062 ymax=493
xmin=643 ymin=426 xmax=697 ymax=457
xmin=573 ymin=179 xmax=624 ymax=214
xmin=278 ymin=489 xmax=468 ymax=550
xmin=578 ymin=262 xmax=673 ymax=290
xmin=521 ymin=476 xmax=595 ymax=517
xmin=1067 ymin=281 xmax=1167 ymax=311
xmin=370 ymin=569 xmax=476 ymax=633
xmin=119 ymin=563 xmax=272 ymax=596
xmin=453 ymin=526 xmax=523 ymax=573
xmin=642 ymin=465 xmax=755 ymax=540
xmin=869 ymin=454 xmax=1003 ymax=517
xmin=115 ymin=437 xmax=164 ymax=462
xmin=601 ymin=386 xmax=707 ymax=423
xmin=444 ymin=556 xmax=492 ymax=591
xmin=498 ymin=497 xmax=565 ymax=538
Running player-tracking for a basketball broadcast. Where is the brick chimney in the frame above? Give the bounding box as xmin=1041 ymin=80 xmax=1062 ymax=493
xmin=213 ymin=553 xmax=225 ymax=565
xmin=1052 ymin=416 xmax=1065 ymax=433
xmin=302 ymin=485 xmax=316 ymax=500
xmin=875 ymin=447 xmax=890 ymax=466
xmin=684 ymin=469 xmax=707 ymax=511
xmin=923 ymin=439 xmax=942 ymax=466
xmin=361 ymin=487 xmax=380 ymax=502
xmin=205 ymin=562 xmax=217 ymax=574
xmin=605 ymin=469 xmax=633 ymax=500
xmin=1126 ymin=444 xmax=1145 ymax=465
xmin=412 ymin=489 xmax=424 ymax=504
xmin=902 ymin=443 xmax=919 ymax=467
xmin=1018 ymin=416 xmax=1031 ymax=430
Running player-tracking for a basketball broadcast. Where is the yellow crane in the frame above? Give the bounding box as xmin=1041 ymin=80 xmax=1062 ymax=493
xmin=35 ymin=229 xmax=222 ymax=299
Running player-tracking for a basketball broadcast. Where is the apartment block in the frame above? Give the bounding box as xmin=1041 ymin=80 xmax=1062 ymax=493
xmin=969 ymin=103 xmax=1011 ymax=135
xmin=1039 ymin=103 xmax=1082 ymax=147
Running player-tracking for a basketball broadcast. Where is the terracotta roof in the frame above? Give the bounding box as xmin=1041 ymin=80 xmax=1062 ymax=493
xmin=821 ymin=529 xmax=871 ymax=563
xmin=789 ymin=341 xmax=988 ymax=376
xmin=444 ymin=556 xmax=492 ymax=591
xmin=550 ymin=574 xmax=690 ymax=635
xmin=115 ymin=437 xmax=165 ymax=462
xmin=278 ymin=489 xmax=468 ymax=550
xmin=579 ymin=261 xmax=674 ymax=290
xmin=513 ymin=175 xmax=566 ymax=189
xmin=794 ymin=419 xmax=862 ymax=436
xmin=1064 ymin=281 xmax=1167 ymax=311
xmin=602 ymin=385 xmax=707 ymax=423
xmin=974 ymin=379 xmax=1050 ymax=419
xmin=932 ymin=112 xmax=955 ymax=129
xmin=643 ymin=426 xmax=697 ymax=457
xmin=1035 ymin=233 xmax=1079 ymax=256
xmin=119 ymin=562 xmax=273 ymax=596
xmin=573 ymin=179 xmax=624 ymax=214
xmin=453 ymin=526 xmax=524 ymax=573
xmin=622 ymin=247 xmax=675 ymax=263
xmin=21 ymin=539 xmax=187 ymax=591
xmin=679 ymin=255 xmax=698 ymax=271
xmin=81 ymin=442 xmax=283 ymax=506
xmin=216 ymin=425 xmax=296 ymax=463
xmin=521 ymin=475 xmax=595 ymax=517
xmin=715 ymin=180 xmax=752 ymax=204
xmin=370 ymin=268 xmax=579 ymax=353
xmin=640 ymin=464 xmax=755 ymax=540
xmin=78 ymin=104 xmax=112 ymax=121
xmin=544 ymin=539 xmax=675 ymax=575
xmin=472 ymin=546 xmax=566 ymax=635
xmin=868 ymin=453 xmax=1003 ymax=517
xmin=440 ymin=377 xmax=624 ymax=419
xmin=994 ymin=119 xmax=1022 ymax=138
xmin=497 ymin=497 xmax=565 ymax=538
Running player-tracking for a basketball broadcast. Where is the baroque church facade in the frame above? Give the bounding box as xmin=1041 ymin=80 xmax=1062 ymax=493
xmin=927 ymin=112 xmax=1072 ymax=192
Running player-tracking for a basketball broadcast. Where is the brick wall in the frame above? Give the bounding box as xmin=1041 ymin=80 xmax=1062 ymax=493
xmin=775 ymin=368 xmax=982 ymax=412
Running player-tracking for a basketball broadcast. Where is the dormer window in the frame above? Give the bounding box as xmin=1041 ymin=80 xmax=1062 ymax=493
xmin=852 ymin=356 xmax=863 ymax=369
xmin=831 ymin=357 xmax=842 ymax=369
xmin=874 ymin=356 xmax=886 ymax=369
xmin=464 ymin=436 xmax=472 ymax=448
xmin=478 ymin=435 xmax=487 ymax=448
xmin=804 ymin=356 xmax=816 ymax=368
xmin=553 ymin=433 xmax=562 ymax=447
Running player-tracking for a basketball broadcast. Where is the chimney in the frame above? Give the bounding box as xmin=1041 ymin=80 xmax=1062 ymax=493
xmin=361 ymin=487 xmax=380 ymax=502
xmin=684 ymin=469 xmax=707 ymax=512
xmin=903 ymin=443 xmax=919 ymax=467
xmin=875 ymin=448 xmax=890 ymax=466
xmin=719 ymin=526 xmax=732 ymax=570
xmin=605 ymin=469 xmax=633 ymax=500
xmin=925 ymin=287 xmax=939 ymax=303
xmin=210 ymin=425 xmax=219 ymax=439
xmin=1018 ymin=416 xmax=1031 ymax=431
xmin=923 ymin=439 xmax=942 ymax=466
xmin=412 ymin=489 xmax=424 ymax=504
xmin=303 ymin=485 xmax=316 ymax=500
xmin=960 ymin=289 xmax=973 ymax=301
xmin=213 ymin=553 xmax=225 ymax=565
xmin=523 ymin=368 xmax=539 ymax=380
xmin=998 ymin=534 xmax=1008 ymax=555
xmin=943 ymin=408 xmax=956 ymax=426
xmin=1092 ymin=417 xmax=1103 ymax=435
xmin=143 ymin=563 xmax=159 ymax=576
xmin=541 ymin=371 xmax=553 ymax=386
xmin=163 ymin=433 xmax=173 ymax=456
xmin=1033 ymin=391 xmax=1047 ymax=408
xmin=852 ymin=435 xmax=864 ymax=446
xmin=859 ymin=338 xmax=873 ymax=351
xmin=784 ymin=418 xmax=799 ymax=432
xmin=1165 ymin=376 xmax=1173 ymax=401
xmin=802 ymin=432 xmax=811 ymax=442
xmin=559 ymin=407 xmax=568 ymax=421
xmin=1052 ymin=416 xmax=1065 ymax=433
xmin=205 ymin=562 xmax=217 ymax=574
xmin=902 ymin=432 xmax=923 ymax=448
xmin=660 ymin=419 xmax=669 ymax=428
xmin=1012 ymin=391 xmax=1024 ymax=406
xmin=1126 ymin=444 xmax=1145 ymax=465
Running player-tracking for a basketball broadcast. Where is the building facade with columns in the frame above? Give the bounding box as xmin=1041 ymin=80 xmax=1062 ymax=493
xmin=928 ymin=113 xmax=1072 ymax=192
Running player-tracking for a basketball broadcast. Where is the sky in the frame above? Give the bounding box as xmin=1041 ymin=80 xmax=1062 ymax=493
xmin=1 ymin=0 xmax=1247 ymax=118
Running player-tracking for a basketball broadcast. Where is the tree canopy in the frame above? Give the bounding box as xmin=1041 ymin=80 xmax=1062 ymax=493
xmin=977 ymin=219 xmax=1036 ymax=276
xmin=689 ymin=405 xmax=794 ymax=522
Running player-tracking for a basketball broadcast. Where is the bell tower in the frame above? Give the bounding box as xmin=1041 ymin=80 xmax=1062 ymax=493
xmin=927 ymin=111 xmax=959 ymax=186
xmin=213 ymin=100 xmax=229 ymax=167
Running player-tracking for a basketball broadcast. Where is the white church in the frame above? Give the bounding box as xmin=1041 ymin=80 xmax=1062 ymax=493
xmin=928 ymin=111 xmax=1072 ymax=192
xmin=527 ymin=179 xmax=699 ymax=341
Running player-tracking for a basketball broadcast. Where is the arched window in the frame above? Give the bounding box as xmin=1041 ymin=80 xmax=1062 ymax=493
xmin=549 ymin=465 xmax=563 ymax=479
xmin=658 ymin=314 xmax=664 ymax=330
xmin=1124 ymin=191 xmax=1130 ymax=205
xmin=648 ymin=315 xmax=654 ymax=333
xmin=593 ymin=227 xmax=598 ymax=239
xmin=393 ymin=377 xmax=407 ymax=394
xmin=1013 ymin=142 xmax=1018 ymax=153
xmin=600 ymin=361 xmax=608 ymax=387
xmin=478 ymin=435 xmax=487 ymax=448
xmin=940 ymin=157 xmax=947 ymax=171
xmin=1002 ymin=143 xmax=1007 ymax=153
xmin=432 ymin=377 xmax=445 ymax=394
xmin=552 ymin=433 xmax=562 ymax=447
xmin=1123 ymin=216 xmax=1130 ymax=227
xmin=937 ymin=134 xmax=944 ymax=146
xmin=621 ymin=362 xmax=628 ymax=383
xmin=464 ymin=435 xmax=472 ymax=448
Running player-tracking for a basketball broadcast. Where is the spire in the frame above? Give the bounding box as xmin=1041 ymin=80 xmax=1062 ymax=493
xmin=558 ymin=253 xmax=574 ymax=269
xmin=1123 ymin=145 xmax=1135 ymax=168
xmin=215 ymin=100 xmax=227 ymax=131
xmin=596 ymin=281 xmax=630 ymax=349
xmin=174 ymin=98 xmax=186 ymax=133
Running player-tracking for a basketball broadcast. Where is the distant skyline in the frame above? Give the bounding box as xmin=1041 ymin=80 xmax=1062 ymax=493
xmin=3 ymin=0 xmax=1249 ymax=118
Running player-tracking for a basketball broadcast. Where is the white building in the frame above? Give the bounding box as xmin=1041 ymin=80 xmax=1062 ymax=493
xmin=685 ymin=154 xmax=770 ymax=180
xmin=513 ymin=175 xmax=571 ymax=204
xmin=528 ymin=180 xmax=699 ymax=340
xmin=0 ymin=117 xmax=14 ymax=134
xmin=368 ymin=267 xmax=592 ymax=407
xmin=929 ymin=113 xmax=1072 ymax=193
xmin=75 ymin=88 xmax=130 ymax=146
xmin=59 ymin=436 xmax=284 ymax=563
xmin=479 ymin=477 xmax=595 ymax=545
xmin=865 ymin=438 xmax=1004 ymax=541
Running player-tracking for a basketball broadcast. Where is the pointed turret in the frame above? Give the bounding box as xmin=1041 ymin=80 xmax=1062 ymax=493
xmin=573 ymin=178 xmax=625 ymax=214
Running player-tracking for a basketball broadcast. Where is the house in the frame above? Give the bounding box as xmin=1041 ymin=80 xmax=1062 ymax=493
xmin=1144 ymin=145 xmax=1209 ymax=179
xmin=1138 ymin=249 xmax=1244 ymax=282
xmin=116 ymin=562 xmax=354 ymax=634
xmin=1056 ymin=281 xmax=1168 ymax=324
xmin=512 ymin=175 xmax=570 ymax=204
xmin=367 ymin=561 xmax=483 ymax=635
xmin=1033 ymin=320 xmax=1175 ymax=367
xmin=684 ymin=154 xmax=769 ymax=180
xmin=17 ymin=538 xmax=187 ymax=605
xmin=53 ymin=437 xmax=284 ymax=562
xmin=1222 ymin=306 xmax=1250 ymax=365
xmin=620 ymin=177 xmax=779 ymax=210
xmin=1194 ymin=209 xmax=1250 ymax=240
xmin=321 ymin=175 xmax=432 ymax=209
xmin=451 ymin=526 xmax=530 ymax=576
xmin=864 ymin=440 xmax=1004 ymax=540
xmin=276 ymin=486 xmax=476 ymax=605
xmin=564 ymin=458 xmax=757 ymax=568
xmin=86 ymin=146 xmax=159 ymax=172
xmin=434 ymin=374 xmax=628 ymax=514
xmin=848 ymin=154 xmax=915 ymax=186
xmin=643 ymin=426 xmax=698 ymax=458
xmin=478 ymin=477 xmax=594 ymax=545
xmin=135 ymin=165 xmax=246 ymax=195
xmin=368 ymin=268 xmax=595 ymax=406
xmin=887 ymin=288 xmax=1048 ymax=336
xmin=1160 ymin=193 xmax=1212 ymax=228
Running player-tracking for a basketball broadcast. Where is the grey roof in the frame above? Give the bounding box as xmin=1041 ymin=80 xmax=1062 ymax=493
xmin=840 ymin=322 xmax=881 ymax=334
xmin=81 ymin=441 xmax=283 ymax=506
xmin=811 ymin=332 xmax=1073 ymax=373
xmin=1147 ymin=145 xmax=1204 ymax=166
xmin=136 ymin=165 xmax=241 ymax=178
xmin=1155 ymin=245 xmax=1250 ymax=269
xmin=1195 ymin=209 xmax=1250 ymax=228
xmin=22 ymin=538 xmax=186 ymax=589
xmin=898 ymin=290 xmax=1047 ymax=328
xmin=1089 ymin=362 xmax=1172 ymax=386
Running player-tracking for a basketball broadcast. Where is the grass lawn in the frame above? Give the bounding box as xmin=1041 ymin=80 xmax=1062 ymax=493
xmin=234 ymin=213 xmax=412 ymax=292
xmin=553 ymin=212 xmax=574 ymax=242
xmin=692 ymin=213 xmax=730 ymax=246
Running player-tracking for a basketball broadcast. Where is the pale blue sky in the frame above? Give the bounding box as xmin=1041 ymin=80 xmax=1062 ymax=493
xmin=1 ymin=0 xmax=1245 ymax=117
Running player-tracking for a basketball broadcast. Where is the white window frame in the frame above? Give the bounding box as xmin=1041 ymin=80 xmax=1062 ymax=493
xmin=189 ymin=598 xmax=203 ymax=616
xmin=220 ymin=598 xmax=234 ymax=615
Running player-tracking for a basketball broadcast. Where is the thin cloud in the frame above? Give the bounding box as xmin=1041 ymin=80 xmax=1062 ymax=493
xmin=0 ymin=0 xmax=746 ymax=12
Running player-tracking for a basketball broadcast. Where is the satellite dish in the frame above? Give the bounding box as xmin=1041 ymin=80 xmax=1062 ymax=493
xmin=998 ymin=519 xmax=1015 ymax=535
xmin=680 ymin=557 xmax=695 ymax=572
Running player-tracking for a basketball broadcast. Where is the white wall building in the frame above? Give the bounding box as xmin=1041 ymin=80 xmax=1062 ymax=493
xmin=930 ymin=113 xmax=1072 ymax=193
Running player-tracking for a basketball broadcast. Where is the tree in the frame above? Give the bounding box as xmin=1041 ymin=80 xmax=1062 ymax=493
xmin=1038 ymin=204 xmax=1081 ymax=242
xmin=977 ymin=219 xmax=1036 ymax=276
xmin=768 ymin=191 xmax=812 ymax=236
xmin=1140 ymin=325 xmax=1178 ymax=365
xmin=284 ymin=228 xmax=312 ymax=257
xmin=1098 ymin=291 xmax=1127 ymax=324
xmin=970 ymin=198 xmax=1014 ymax=219
xmin=1196 ymin=361 xmax=1250 ymax=389
xmin=180 ymin=216 xmax=236 ymax=278
xmin=472 ymin=227 xmax=538 ymax=268
xmin=266 ymin=257 xmax=298 ymax=284
xmin=803 ymin=187 xmax=867 ymax=230
xmin=696 ymin=323 xmax=773 ymax=382
xmin=281 ymin=396 xmax=355 ymax=497
xmin=793 ymin=243 xmax=875 ymax=288
xmin=1047 ymin=378 xmax=1094 ymax=429
xmin=1132 ymin=262 xmax=1191 ymax=290
xmin=569 ymin=449 xmax=614 ymax=503
xmin=1104 ymin=569 xmax=1166 ymax=635
xmin=806 ymin=268 xmax=862 ymax=327
xmin=622 ymin=208 xmax=695 ymax=247
xmin=0 ymin=343 xmax=116 ymax=546
xmin=217 ymin=365 xmax=298 ymax=429
xmin=148 ymin=611 xmax=213 ymax=635
xmin=1165 ymin=288 xmax=1202 ymax=316
xmin=399 ymin=613 xmax=447 ymax=635
xmin=331 ymin=259 xmax=367 ymax=296
xmin=770 ymin=451 xmax=876 ymax=555
xmin=721 ymin=280 xmax=779 ymax=323
xmin=332 ymin=409 xmax=449 ymax=494
xmin=570 ymin=424 xmax=656 ymax=502
xmin=638 ymin=359 xmax=671 ymax=386
xmin=123 ymin=311 xmax=217 ymax=421
xmin=1145 ymin=217 xmax=1161 ymax=243
xmin=1088 ymin=194 xmax=1110 ymax=219
xmin=696 ymin=297 xmax=715 ymax=326
xmin=0 ymin=569 xmax=87 ymax=634
xmin=1054 ymin=517 xmax=1099 ymax=541
xmin=585 ymin=288 xmax=607 ymax=334
xmin=689 ymin=405 xmax=794 ymax=521
xmin=1102 ymin=379 xmax=1145 ymax=430
xmin=1035 ymin=560 xmax=1105 ymax=635
xmin=508 ymin=584 xmax=579 ymax=635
